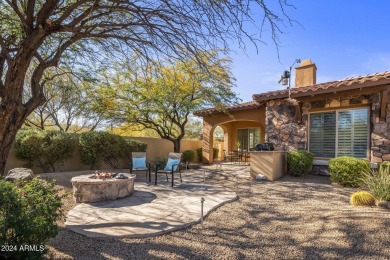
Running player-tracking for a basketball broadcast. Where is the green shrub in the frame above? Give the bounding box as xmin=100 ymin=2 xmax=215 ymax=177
xmin=155 ymin=156 xmax=168 ymax=170
xmin=80 ymin=131 xmax=128 ymax=169
xmin=213 ymin=148 xmax=219 ymax=160
xmin=196 ymin=148 xmax=202 ymax=163
xmin=196 ymin=147 xmax=218 ymax=162
xmin=127 ymin=139 xmax=148 ymax=153
xmin=350 ymin=191 xmax=376 ymax=206
xmin=287 ymin=150 xmax=314 ymax=177
xmin=379 ymin=161 xmax=390 ymax=172
xmin=362 ymin=166 xmax=390 ymax=201
xmin=0 ymin=179 xmax=62 ymax=259
xmin=329 ymin=156 xmax=370 ymax=187
xmin=182 ymin=150 xmax=195 ymax=163
xmin=15 ymin=129 xmax=76 ymax=172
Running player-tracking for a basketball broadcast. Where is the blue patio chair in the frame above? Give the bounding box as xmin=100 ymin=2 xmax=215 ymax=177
xmin=154 ymin=152 xmax=182 ymax=187
xmin=130 ymin=152 xmax=151 ymax=182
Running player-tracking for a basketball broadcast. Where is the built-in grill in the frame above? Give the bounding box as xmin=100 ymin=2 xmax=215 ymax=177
xmin=254 ymin=142 xmax=275 ymax=151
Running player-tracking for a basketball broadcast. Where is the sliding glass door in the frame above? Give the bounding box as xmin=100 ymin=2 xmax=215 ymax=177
xmin=237 ymin=128 xmax=261 ymax=150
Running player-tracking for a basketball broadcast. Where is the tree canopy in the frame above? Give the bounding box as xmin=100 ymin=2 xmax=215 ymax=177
xmin=0 ymin=0 xmax=294 ymax=175
xmin=24 ymin=71 xmax=106 ymax=132
xmin=94 ymin=50 xmax=239 ymax=151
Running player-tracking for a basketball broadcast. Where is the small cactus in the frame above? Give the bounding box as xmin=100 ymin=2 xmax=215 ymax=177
xmin=350 ymin=191 xmax=376 ymax=207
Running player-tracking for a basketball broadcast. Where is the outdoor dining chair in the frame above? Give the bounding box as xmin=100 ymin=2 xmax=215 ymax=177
xmin=130 ymin=152 xmax=151 ymax=182
xmin=223 ymin=150 xmax=240 ymax=163
xmin=154 ymin=152 xmax=182 ymax=187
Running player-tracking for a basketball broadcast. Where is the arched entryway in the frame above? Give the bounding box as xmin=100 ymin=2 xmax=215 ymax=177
xmin=196 ymin=101 xmax=266 ymax=164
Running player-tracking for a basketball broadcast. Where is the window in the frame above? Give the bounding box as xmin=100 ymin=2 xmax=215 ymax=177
xmin=237 ymin=128 xmax=261 ymax=150
xmin=309 ymin=108 xmax=369 ymax=158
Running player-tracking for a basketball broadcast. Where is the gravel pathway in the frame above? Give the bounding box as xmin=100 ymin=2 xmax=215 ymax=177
xmin=43 ymin=167 xmax=390 ymax=259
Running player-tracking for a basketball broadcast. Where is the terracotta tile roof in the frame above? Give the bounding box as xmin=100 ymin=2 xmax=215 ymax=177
xmin=194 ymin=101 xmax=262 ymax=116
xmin=253 ymin=71 xmax=390 ymax=102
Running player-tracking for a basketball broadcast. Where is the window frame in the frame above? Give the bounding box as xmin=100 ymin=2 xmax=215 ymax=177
xmin=237 ymin=127 xmax=261 ymax=151
xmin=308 ymin=106 xmax=370 ymax=159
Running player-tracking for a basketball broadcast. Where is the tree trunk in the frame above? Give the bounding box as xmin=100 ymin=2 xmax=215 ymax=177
xmin=0 ymin=31 xmax=48 ymax=176
xmin=0 ymin=105 xmax=30 ymax=176
xmin=172 ymin=139 xmax=181 ymax=153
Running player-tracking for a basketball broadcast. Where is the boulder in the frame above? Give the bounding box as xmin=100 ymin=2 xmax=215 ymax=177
xmin=377 ymin=201 xmax=390 ymax=209
xmin=5 ymin=168 xmax=34 ymax=183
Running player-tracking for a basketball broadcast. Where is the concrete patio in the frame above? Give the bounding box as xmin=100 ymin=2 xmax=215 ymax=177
xmin=64 ymin=166 xmax=244 ymax=238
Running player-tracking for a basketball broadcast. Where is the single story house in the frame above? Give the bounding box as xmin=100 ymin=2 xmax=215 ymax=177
xmin=195 ymin=59 xmax=390 ymax=172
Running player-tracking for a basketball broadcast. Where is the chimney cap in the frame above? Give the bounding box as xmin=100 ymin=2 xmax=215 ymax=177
xmin=296 ymin=59 xmax=317 ymax=70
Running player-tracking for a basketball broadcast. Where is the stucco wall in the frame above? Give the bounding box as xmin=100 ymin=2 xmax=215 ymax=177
xmin=200 ymin=107 xmax=266 ymax=163
xmin=202 ymin=108 xmax=266 ymax=127
xmin=5 ymin=137 xmax=202 ymax=174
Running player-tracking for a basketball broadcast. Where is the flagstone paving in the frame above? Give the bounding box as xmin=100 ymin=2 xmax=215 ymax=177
xmin=65 ymin=169 xmax=238 ymax=238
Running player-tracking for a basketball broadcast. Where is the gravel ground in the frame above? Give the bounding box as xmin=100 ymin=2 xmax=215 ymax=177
xmin=41 ymin=167 xmax=390 ymax=260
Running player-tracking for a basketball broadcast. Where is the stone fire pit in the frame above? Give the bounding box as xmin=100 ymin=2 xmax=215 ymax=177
xmin=71 ymin=172 xmax=136 ymax=203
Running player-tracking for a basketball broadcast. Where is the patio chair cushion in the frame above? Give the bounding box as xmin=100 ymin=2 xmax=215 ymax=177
xmin=164 ymin=158 xmax=180 ymax=171
xmin=133 ymin=158 xmax=146 ymax=169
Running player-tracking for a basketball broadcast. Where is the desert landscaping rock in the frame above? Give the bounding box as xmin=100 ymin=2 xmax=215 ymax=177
xmin=5 ymin=167 xmax=34 ymax=182
xmin=41 ymin=166 xmax=390 ymax=259
xmin=378 ymin=201 xmax=390 ymax=209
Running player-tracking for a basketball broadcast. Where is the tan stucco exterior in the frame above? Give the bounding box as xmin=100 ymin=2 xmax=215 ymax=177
xmin=249 ymin=151 xmax=287 ymax=181
xmin=295 ymin=59 xmax=317 ymax=87
xmin=200 ymin=107 xmax=266 ymax=163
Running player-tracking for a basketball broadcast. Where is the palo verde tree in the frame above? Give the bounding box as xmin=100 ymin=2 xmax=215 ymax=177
xmin=0 ymin=0 xmax=294 ymax=176
xmin=24 ymin=70 xmax=106 ymax=132
xmin=95 ymin=50 xmax=240 ymax=152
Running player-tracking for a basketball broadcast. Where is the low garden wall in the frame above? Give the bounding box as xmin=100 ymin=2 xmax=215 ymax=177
xmin=5 ymin=137 xmax=202 ymax=174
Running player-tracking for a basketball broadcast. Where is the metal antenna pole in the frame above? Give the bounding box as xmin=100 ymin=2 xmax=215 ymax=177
xmin=288 ymin=59 xmax=301 ymax=99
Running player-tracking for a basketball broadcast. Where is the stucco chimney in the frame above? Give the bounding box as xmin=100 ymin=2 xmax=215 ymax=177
xmin=295 ymin=59 xmax=317 ymax=87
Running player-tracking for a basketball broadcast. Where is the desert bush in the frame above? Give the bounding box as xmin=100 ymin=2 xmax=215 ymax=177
xmin=127 ymin=139 xmax=148 ymax=153
xmin=155 ymin=156 xmax=168 ymax=170
xmin=15 ymin=129 xmax=76 ymax=172
xmin=182 ymin=150 xmax=195 ymax=163
xmin=80 ymin=131 xmax=128 ymax=169
xmin=379 ymin=161 xmax=390 ymax=172
xmin=213 ymin=148 xmax=219 ymax=159
xmin=196 ymin=148 xmax=202 ymax=163
xmin=350 ymin=191 xmax=376 ymax=206
xmin=329 ymin=156 xmax=370 ymax=187
xmin=362 ymin=166 xmax=390 ymax=202
xmin=196 ymin=147 xmax=218 ymax=162
xmin=287 ymin=150 xmax=314 ymax=177
xmin=0 ymin=179 xmax=62 ymax=259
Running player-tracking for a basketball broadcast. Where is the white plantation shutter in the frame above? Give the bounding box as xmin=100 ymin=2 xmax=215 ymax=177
xmin=337 ymin=109 xmax=368 ymax=158
xmin=309 ymin=112 xmax=336 ymax=157
xmin=309 ymin=108 xmax=369 ymax=158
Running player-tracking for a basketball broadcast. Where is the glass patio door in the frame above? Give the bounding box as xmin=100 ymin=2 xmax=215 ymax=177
xmin=237 ymin=128 xmax=261 ymax=151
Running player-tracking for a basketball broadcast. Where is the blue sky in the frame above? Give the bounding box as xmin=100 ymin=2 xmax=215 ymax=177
xmin=231 ymin=1 xmax=390 ymax=102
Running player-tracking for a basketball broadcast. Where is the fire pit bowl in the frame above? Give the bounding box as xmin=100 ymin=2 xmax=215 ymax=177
xmin=71 ymin=173 xmax=136 ymax=203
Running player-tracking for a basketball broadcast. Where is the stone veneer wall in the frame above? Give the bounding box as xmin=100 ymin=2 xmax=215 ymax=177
xmin=265 ymin=91 xmax=390 ymax=163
